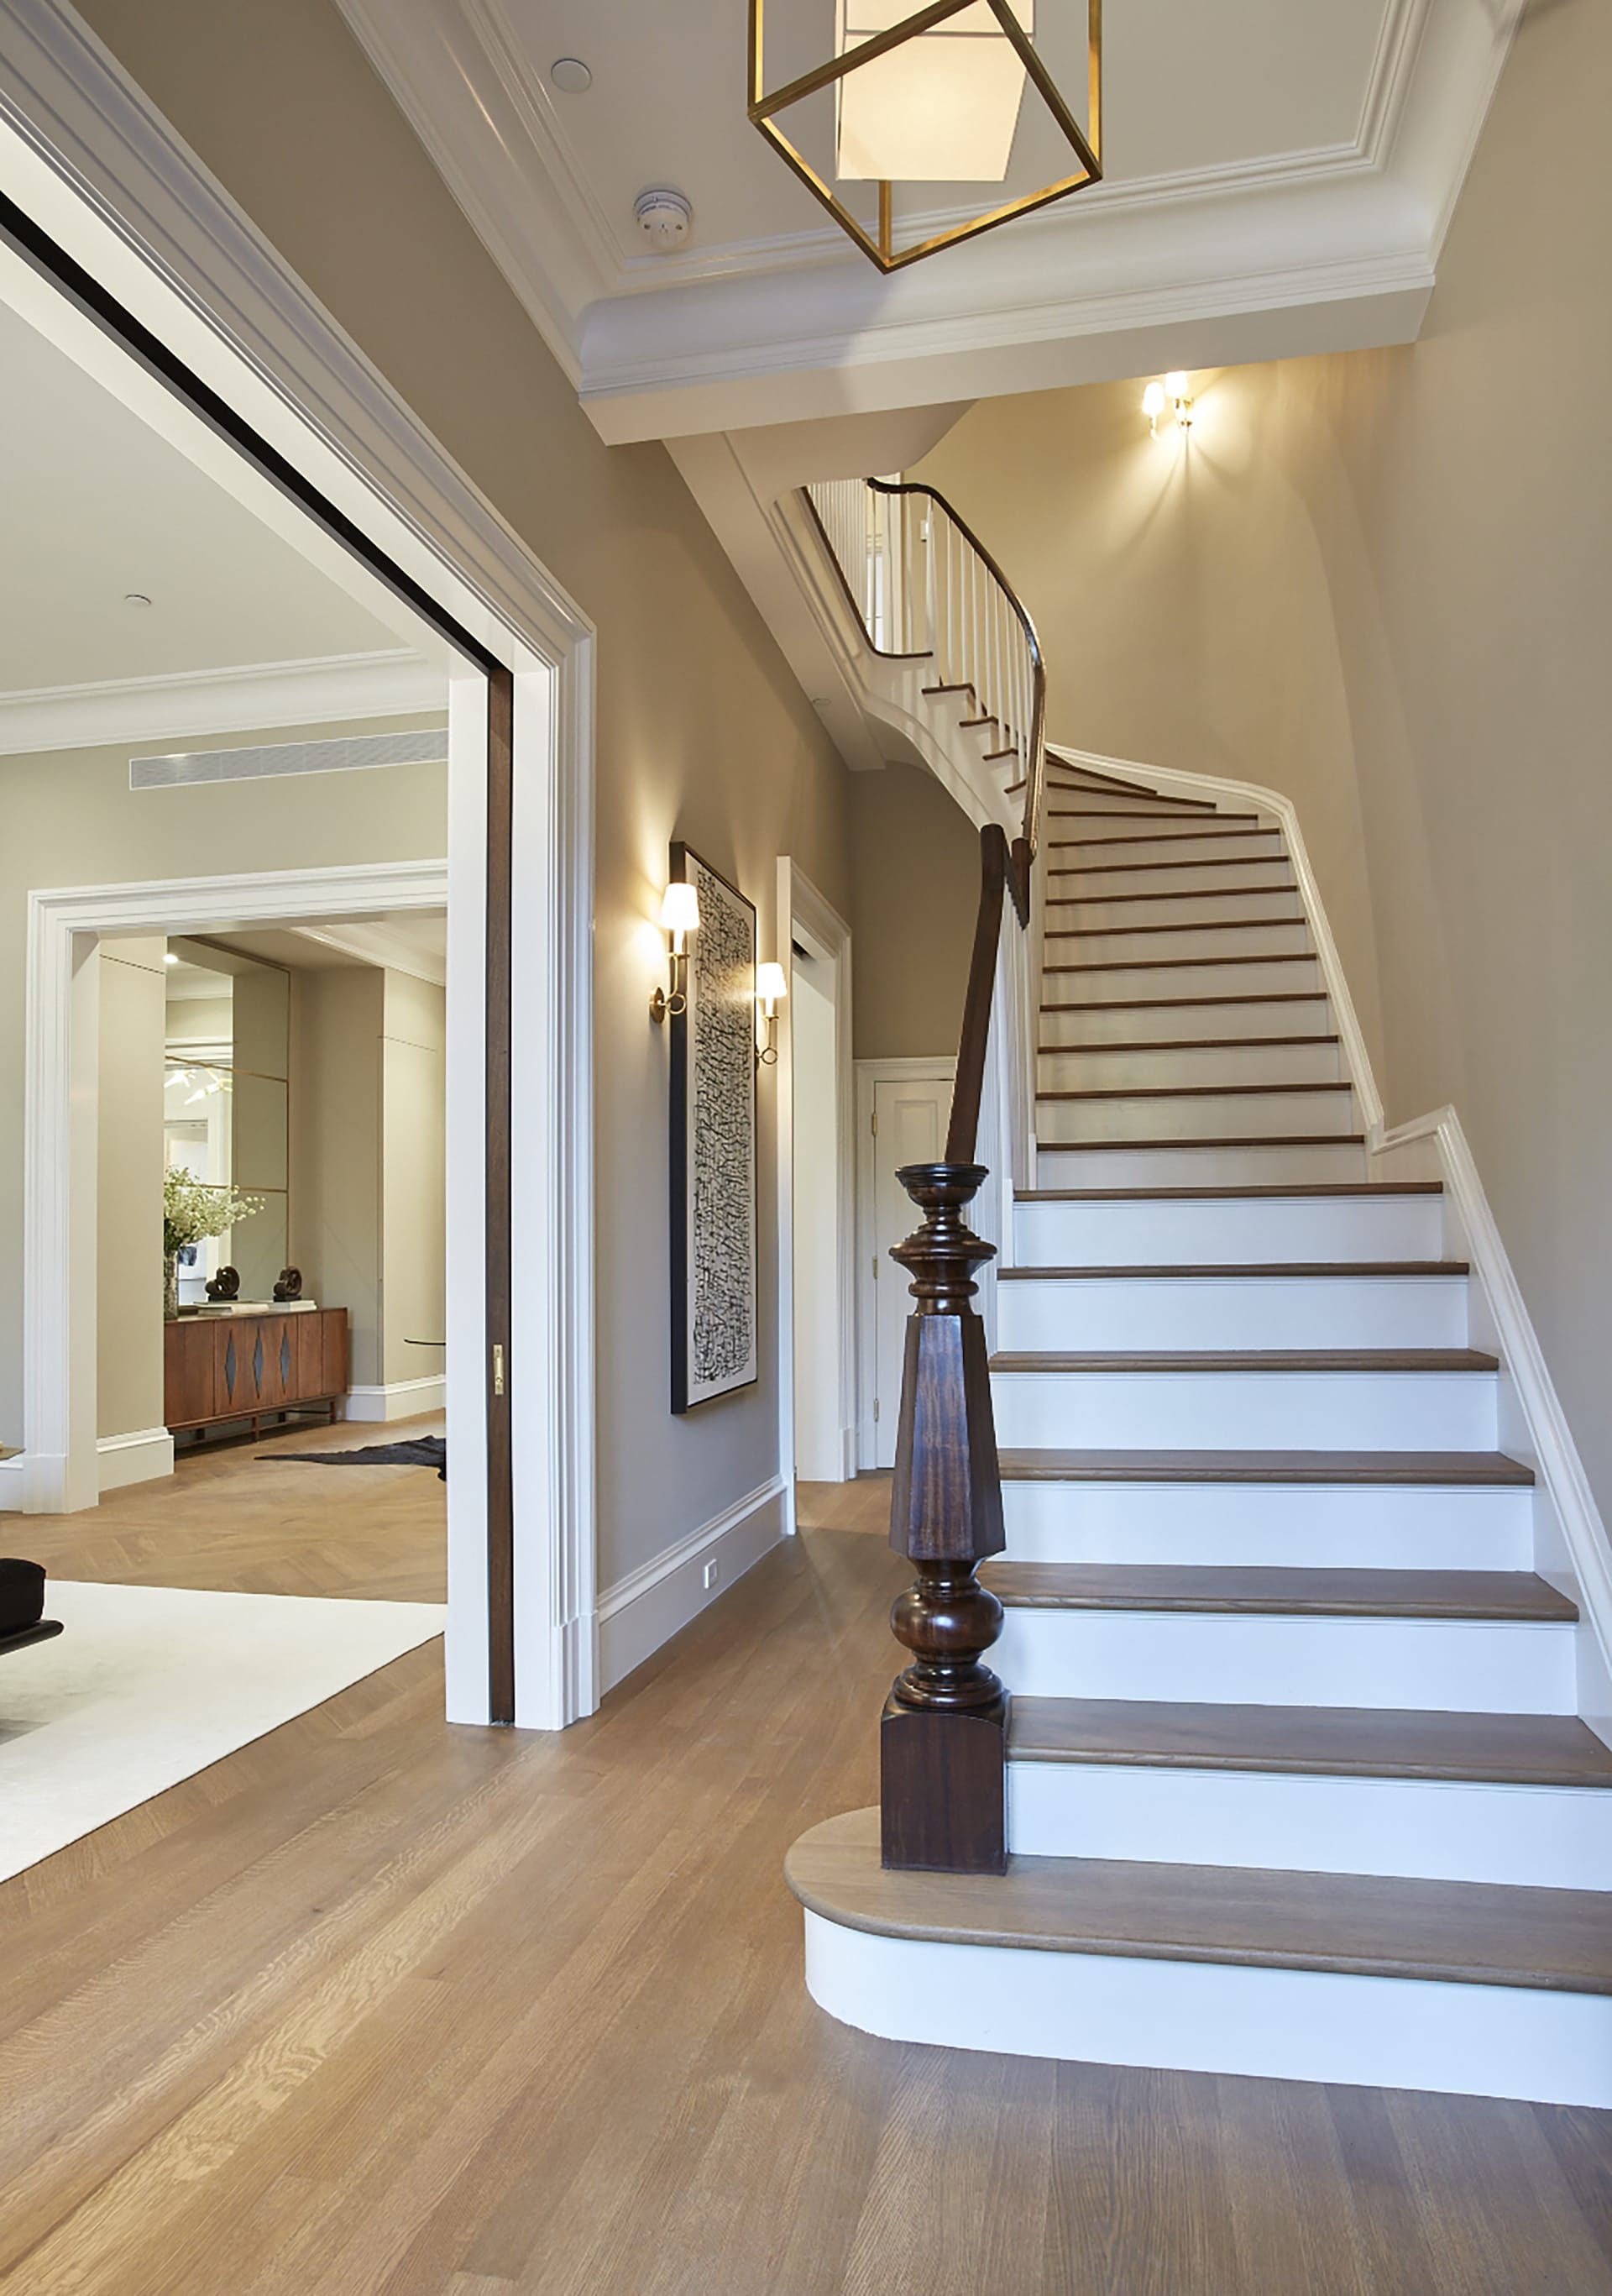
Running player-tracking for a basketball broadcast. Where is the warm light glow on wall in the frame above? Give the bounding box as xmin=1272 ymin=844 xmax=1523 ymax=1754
xmin=835 ymin=0 xmax=1034 ymax=183
xmin=1143 ymin=371 xmax=1195 ymax=438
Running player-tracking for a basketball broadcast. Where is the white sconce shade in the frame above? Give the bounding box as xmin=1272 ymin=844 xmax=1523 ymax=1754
xmin=1141 ymin=381 xmax=1165 ymax=419
xmin=835 ymin=0 xmax=1034 ymax=184
xmin=659 ymin=879 xmax=700 ymax=945
xmin=1165 ymin=371 xmax=1190 ymax=400
xmin=756 ymin=962 xmax=789 ymax=1009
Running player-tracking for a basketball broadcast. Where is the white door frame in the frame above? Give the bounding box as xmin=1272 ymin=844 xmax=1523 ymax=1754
xmin=24 ymin=857 xmax=451 ymax=1518
xmin=855 ymin=1056 xmax=956 ymax=1470
xmin=0 ymin=9 xmax=597 ymax=1729
xmin=774 ymin=860 xmax=856 ymax=1515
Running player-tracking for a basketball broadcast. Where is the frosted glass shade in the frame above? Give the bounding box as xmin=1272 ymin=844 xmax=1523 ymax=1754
xmin=835 ymin=0 xmax=1034 ymax=184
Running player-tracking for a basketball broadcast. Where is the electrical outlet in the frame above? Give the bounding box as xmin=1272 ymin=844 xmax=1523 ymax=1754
xmin=702 ymin=1559 xmax=720 ymax=1591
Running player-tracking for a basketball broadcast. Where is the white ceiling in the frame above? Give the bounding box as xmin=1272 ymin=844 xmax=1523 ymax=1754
xmin=0 ymin=297 xmax=425 ymax=700
xmin=336 ymin=0 xmax=1524 ymax=442
xmin=207 ymin=915 xmax=449 ymax=985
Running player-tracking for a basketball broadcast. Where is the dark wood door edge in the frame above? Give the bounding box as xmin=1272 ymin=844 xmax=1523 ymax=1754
xmin=485 ymin=668 xmax=516 ymax=1723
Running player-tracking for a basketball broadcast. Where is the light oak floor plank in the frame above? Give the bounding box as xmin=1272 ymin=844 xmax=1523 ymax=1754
xmin=0 ymin=1526 xmax=1608 ymax=2293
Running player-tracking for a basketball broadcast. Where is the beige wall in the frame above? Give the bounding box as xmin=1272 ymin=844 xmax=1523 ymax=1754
xmin=72 ymin=0 xmax=854 ymax=1586
xmin=288 ymin=967 xmax=385 ymax=1387
xmin=917 ymin=0 xmax=1612 ymax=1516
xmin=0 ymin=718 xmax=445 ymax=1449
xmin=95 ymin=938 xmax=166 ymax=1439
xmin=379 ymin=972 xmax=447 ymax=1391
xmin=849 ymin=763 xmax=981 ymax=1061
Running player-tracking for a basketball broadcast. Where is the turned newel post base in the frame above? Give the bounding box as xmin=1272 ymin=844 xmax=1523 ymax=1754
xmin=881 ymin=1162 xmax=1009 ymax=1876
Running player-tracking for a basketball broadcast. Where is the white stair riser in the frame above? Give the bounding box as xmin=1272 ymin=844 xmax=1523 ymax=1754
xmin=991 ymin=1367 xmax=1497 ymax=1449
xmin=1053 ymin=865 xmax=1296 ymax=904
xmin=1034 ymin=1142 xmax=1368 ymax=1189
xmin=1052 ymin=921 xmax=1313 ymax=965
xmin=1039 ymin=1041 xmax=1346 ymax=1089
xmin=992 ymin=1609 xmax=1573 ymax=1712
xmin=1014 ymin=1195 xmax=1446 ymax=1266
xmin=1041 ymin=998 xmax=1332 ymax=1048
xmin=1053 ymin=893 xmax=1301 ymax=934
xmin=1048 ymin=959 xmax=1322 ymax=1000
xmin=1000 ymin=1481 xmax=1534 ymax=1570
xmin=1049 ymin=831 xmax=1285 ymax=869
xmin=997 ymin=1275 xmax=1468 ymax=1351
xmin=1038 ymin=1088 xmax=1356 ymax=1145
xmin=1047 ymin=795 xmax=1231 ymax=820
xmin=803 ymin=1916 xmax=1612 ymax=2107
xmin=1007 ymin=1763 xmax=1612 ymax=1891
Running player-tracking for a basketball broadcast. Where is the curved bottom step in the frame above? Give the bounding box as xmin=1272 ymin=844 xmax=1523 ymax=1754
xmin=787 ymin=1808 xmax=1612 ymax=2106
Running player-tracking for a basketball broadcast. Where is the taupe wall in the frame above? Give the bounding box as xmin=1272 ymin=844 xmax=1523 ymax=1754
xmin=71 ymin=0 xmax=854 ymax=1590
xmin=95 ymin=938 xmax=166 ymax=1440
xmin=849 ymin=763 xmax=981 ymax=1062
xmin=379 ymin=972 xmax=447 ymax=1391
xmin=289 ymin=967 xmax=385 ymax=1388
xmin=0 ymin=720 xmax=444 ymax=1449
xmin=917 ymin=0 xmax=1612 ymax=1517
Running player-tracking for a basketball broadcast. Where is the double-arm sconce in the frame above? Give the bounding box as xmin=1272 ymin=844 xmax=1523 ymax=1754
xmin=650 ymin=879 xmax=700 ymax=1022
xmin=756 ymin=962 xmax=788 ymax=1067
xmin=1143 ymin=372 xmax=1194 ymax=438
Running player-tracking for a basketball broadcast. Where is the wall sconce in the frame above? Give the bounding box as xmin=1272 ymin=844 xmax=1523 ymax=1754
xmin=1143 ymin=371 xmax=1194 ymax=437
xmin=650 ymin=878 xmax=700 ymax=1022
xmin=755 ymin=962 xmax=788 ymax=1067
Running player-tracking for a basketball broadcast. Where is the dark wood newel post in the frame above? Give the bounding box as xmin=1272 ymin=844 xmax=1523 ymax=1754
xmin=882 ymin=1160 xmax=1008 ymax=1874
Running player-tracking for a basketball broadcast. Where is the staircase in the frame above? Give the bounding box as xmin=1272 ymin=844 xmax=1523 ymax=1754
xmin=791 ymin=752 xmax=1612 ymax=2107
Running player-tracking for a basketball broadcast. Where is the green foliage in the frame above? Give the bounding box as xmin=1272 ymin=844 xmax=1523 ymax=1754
xmin=163 ymin=1166 xmax=264 ymax=1257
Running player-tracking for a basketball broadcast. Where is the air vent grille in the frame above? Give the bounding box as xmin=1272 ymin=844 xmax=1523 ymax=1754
xmin=130 ymin=727 xmax=447 ymax=789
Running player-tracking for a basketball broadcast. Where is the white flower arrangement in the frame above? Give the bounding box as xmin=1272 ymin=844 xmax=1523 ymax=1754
xmin=163 ymin=1166 xmax=264 ymax=1256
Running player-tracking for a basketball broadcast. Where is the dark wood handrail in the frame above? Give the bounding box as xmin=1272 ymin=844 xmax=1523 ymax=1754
xmin=945 ymin=823 xmax=1010 ymax=1165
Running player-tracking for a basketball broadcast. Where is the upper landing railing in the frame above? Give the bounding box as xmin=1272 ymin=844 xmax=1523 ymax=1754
xmin=798 ymin=472 xmax=1047 ymax=1878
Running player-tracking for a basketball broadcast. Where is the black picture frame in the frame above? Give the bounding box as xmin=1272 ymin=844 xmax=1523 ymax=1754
xmin=668 ymin=841 xmax=759 ymax=1413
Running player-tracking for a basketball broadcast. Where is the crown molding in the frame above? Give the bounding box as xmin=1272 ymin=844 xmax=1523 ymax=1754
xmin=331 ymin=0 xmax=1521 ymax=444
xmin=0 ymin=649 xmax=445 ymax=756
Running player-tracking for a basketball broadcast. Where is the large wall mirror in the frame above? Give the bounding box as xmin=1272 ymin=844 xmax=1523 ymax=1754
xmin=164 ymin=937 xmax=290 ymax=1303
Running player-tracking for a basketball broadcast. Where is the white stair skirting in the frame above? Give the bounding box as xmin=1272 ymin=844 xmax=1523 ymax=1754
xmin=802 ymin=1914 xmax=1612 ymax=2110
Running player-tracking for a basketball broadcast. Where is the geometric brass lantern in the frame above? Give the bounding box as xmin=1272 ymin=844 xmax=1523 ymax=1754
xmin=747 ymin=0 xmax=1102 ymax=275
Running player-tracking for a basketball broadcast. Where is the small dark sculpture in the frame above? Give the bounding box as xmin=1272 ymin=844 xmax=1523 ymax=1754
xmin=272 ymin=1266 xmax=304 ymax=1303
xmin=205 ymin=1265 xmax=241 ymax=1302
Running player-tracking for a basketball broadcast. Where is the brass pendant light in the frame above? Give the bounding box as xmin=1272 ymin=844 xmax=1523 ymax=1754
xmin=747 ymin=0 xmax=1102 ymax=274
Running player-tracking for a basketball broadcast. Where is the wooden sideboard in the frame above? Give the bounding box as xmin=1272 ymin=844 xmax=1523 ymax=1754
xmin=164 ymin=1307 xmax=348 ymax=1441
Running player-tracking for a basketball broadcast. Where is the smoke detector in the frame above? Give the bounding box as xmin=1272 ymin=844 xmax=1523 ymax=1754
xmin=634 ymin=187 xmax=693 ymax=254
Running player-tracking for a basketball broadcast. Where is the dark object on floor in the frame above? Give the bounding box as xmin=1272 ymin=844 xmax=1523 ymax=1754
xmin=273 ymin=1266 xmax=304 ymax=1302
xmin=0 ymin=1557 xmax=64 ymax=1658
xmin=262 ymin=1436 xmax=447 ymax=1481
xmin=206 ymin=1265 xmax=241 ymax=1301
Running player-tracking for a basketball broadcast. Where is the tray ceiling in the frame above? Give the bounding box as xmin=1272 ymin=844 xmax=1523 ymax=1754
xmin=335 ymin=0 xmax=1524 ymax=442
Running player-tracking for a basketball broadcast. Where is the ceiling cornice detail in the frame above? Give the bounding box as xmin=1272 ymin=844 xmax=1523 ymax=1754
xmin=0 ymin=649 xmax=444 ymax=757
xmin=332 ymin=0 xmax=1522 ymax=443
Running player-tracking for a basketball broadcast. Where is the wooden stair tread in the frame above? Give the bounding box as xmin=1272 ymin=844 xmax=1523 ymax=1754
xmin=1052 ymin=852 xmax=1291 ymax=876
xmin=1008 ymin=1697 xmax=1612 ymax=1788
xmin=997 ymin=1261 xmax=1468 ymax=1282
xmin=1031 ymin=1134 xmax=1367 ymax=1151
xmin=1036 ymin=1081 xmax=1353 ymax=1101
xmin=1049 ymin=829 xmax=1285 ymax=855
xmin=1048 ymin=880 xmax=1296 ymax=903
xmin=996 ymin=1445 xmax=1529 ymax=1485
xmin=786 ymin=1808 xmax=1612 ymax=1993
xmin=981 ymin=1562 xmax=1575 ymax=1622
xmin=1044 ymin=954 xmax=1319 ymax=974
xmin=991 ymin=1347 xmax=1498 ymax=1371
xmin=1039 ymin=1035 xmax=1341 ymax=1054
xmin=1041 ymin=993 xmax=1329 ymax=1012
xmin=1018 ymin=1182 xmax=1442 ymax=1200
xmin=1046 ymin=918 xmax=1308 ymax=939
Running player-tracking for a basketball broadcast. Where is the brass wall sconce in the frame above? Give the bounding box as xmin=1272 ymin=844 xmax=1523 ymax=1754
xmin=755 ymin=962 xmax=788 ymax=1066
xmin=1143 ymin=372 xmax=1194 ymax=438
xmin=651 ymin=878 xmax=701 ymax=1022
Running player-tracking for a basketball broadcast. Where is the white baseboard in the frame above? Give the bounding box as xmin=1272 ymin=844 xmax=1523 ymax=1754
xmin=343 ymin=1376 xmax=446 ymax=1423
xmin=597 ymin=1476 xmax=787 ymax=1696
xmin=1374 ymin=1105 xmax=1612 ymax=1740
xmin=97 ymin=1425 xmax=175 ymax=1494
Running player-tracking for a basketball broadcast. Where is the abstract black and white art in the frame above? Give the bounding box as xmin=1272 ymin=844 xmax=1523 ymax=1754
xmin=669 ymin=843 xmax=758 ymax=1413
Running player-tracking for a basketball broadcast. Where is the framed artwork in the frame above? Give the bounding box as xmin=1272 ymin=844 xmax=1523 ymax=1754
xmin=669 ymin=841 xmax=758 ymax=1413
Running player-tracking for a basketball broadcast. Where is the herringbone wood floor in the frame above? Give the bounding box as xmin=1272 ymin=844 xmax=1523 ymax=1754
xmin=6 ymin=1412 xmax=447 ymax=1603
xmin=0 ymin=1507 xmax=1609 ymax=2291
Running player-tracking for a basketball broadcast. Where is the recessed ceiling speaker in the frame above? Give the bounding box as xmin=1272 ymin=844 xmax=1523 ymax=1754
xmin=550 ymin=57 xmax=591 ymax=93
xmin=634 ymin=187 xmax=693 ymax=254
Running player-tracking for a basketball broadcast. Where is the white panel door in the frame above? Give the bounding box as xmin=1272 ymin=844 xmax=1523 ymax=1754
xmin=871 ymin=1075 xmax=951 ymax=1470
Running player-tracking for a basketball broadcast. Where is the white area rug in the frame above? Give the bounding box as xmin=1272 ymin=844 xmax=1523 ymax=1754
xmin=0 ymin=1580 xmax=445 ymax=1884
